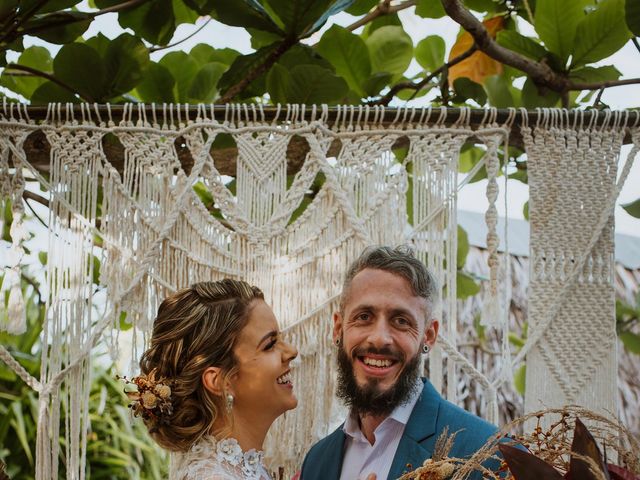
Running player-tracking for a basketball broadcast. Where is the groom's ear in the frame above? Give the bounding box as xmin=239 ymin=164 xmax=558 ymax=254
xmin=332 ymin=311 xmax=343 ymax=344
xmin=201 ymin=366 xmax=227 ymax=396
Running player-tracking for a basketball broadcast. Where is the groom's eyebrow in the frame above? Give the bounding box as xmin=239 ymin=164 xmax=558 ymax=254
xmin=258 ymin=330 xmax=278 ymax=346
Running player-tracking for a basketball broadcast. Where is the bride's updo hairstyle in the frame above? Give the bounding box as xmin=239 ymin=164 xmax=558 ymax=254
xmin=138 ymin=279 xmax=264 ymax=452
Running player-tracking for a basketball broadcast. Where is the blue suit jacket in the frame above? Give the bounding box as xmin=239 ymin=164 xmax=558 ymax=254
xmin=300 ymin=379 xmax=498 ymax=480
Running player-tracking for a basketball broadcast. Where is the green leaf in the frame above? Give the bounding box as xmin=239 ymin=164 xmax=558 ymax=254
xmin=457 ymin=225 xmax=470 ymax=269
xmin=483 ymin=74 xmax=514 ymax=108
xmin=346 ymin=0 xmax=377 ymax=15
xmin=190 ymin=45 xmax=240 ymax=67
xmin=11 ymin=402 xmax=33 ymax=465
xmin=621 ymin=197 xmax=640 ymax=218
xmin=53 ymin=43 xmax=105 ymax=101
xmin=159 ymin=51 xmax=200 ymax=102
xmin=572 ymin=0 xmax=631 ymax=67
xmin=464 ymin=0 xmax=500 ymax=12
xmin=38 ymin=252 xmax=47 ymax=266
xmin=187 ymin=62 xmax=226 ymax=102
xmin=514 ymin=363 xmax=526 ymax=395
xmin=496 ymin=30 xmax=549 ymax=61
xmin=416 ymin=0 xmax=446 ymax=18
xmin=521 ymin=77 xmax=560 ymax=107
xmin=362 ymin=71 xmax=393 ymax=96
xmin=316 ymin=25 xmax=371 ymax=96
xmin=365 ymin=25 xmax=413 ymax=77
xmin=173 ymin=0 xmax=200 ymax=25
xmin=30 ymin=80 xmax=79 ymax=104
xmin=20 ymin=0 xmax=79 ymax=13
xmin=267 ymin=63 xmax=349 ymax=104
xmin=116 ymin=0 xmax=176 ymax=45
xmin=103 ymin=33 xmax=150 ymax=98
xmin=118 ymin=311 xmax=132 ymax=331
xmin=0 ymin=46 xmax=52 ymax=99
xmin=535 ymin=0 xmax=586 ymax=63
xmin=27 ymin=11 xmax=91 ymax=44
xmin=209 ymin=0 xmax=283 ymax=35
xmin=279 ymin=44 xmax=334 ymax=70
xmin=457 ymin=271 xmax=481 ymax=299
xmin=362 ymin=12 xmax=401 ymax=38
xmin=627 ymin=0 xmax=640 ymax=35
xmin=453 ymin=77 xmax=487 ymax=106
xmin=85 ymin=32 xmax=111 ymax=58
xmin=248 ymin=27 xmax=282 ymax=49
xmin=569 ymin=65 xmax=621 ymax=83
xmin=0 ymin=0 xmax=19 ymax=19
xmin=523 ymin=200 xmax=529 ymax=220
xmin=415 ymin=35 xmax=446 ymax=72
xmin=134 ymin=62 xmax=175 ymax=102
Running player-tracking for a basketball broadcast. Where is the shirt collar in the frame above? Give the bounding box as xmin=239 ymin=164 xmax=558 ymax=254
xmin=342 ymin=379 xmax=423 ymax=439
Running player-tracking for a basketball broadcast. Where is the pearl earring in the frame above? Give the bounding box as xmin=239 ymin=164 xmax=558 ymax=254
xmin=226 ymin=393 xmax=234 ymax=411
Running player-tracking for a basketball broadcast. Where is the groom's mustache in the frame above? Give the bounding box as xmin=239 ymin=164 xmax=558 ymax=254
xmin=351 ymin=345 xmax=404 ymax=363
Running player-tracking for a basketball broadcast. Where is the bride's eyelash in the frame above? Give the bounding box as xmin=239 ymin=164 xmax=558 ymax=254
xmin=264 ymin=337 xmax=278 ymax=350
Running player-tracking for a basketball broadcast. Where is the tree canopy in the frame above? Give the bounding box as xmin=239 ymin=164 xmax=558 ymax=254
xmin=0 ymin=0 xmax=638 ymax=109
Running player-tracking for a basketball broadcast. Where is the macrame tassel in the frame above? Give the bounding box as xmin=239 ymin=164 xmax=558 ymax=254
xmin=6 ymin=272 xmax=26 ymax=335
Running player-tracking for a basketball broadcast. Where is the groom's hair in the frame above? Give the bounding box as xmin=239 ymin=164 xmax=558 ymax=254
xmin=139 ymin=279 xmax=263 ymax=452
xmin=340 ymin=245 xmax=439 ymax=319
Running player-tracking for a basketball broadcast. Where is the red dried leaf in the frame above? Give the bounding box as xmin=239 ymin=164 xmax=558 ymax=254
xmin=608 ymin=464 xmax=640 ymax=480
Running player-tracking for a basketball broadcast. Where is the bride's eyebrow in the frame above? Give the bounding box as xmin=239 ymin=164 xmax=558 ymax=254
xmin=257 ymin=330 xmax=278 ymax=347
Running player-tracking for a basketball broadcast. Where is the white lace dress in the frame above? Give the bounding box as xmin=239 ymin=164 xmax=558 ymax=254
xmin=171 ymin=436 xmax=271 ymax=480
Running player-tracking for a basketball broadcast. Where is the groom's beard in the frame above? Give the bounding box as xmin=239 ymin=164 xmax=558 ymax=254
xmin=336 ymin=344 xmax=422 ymax=417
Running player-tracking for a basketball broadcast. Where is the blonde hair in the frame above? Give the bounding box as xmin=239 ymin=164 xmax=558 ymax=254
xmin=138 ymin=279 xmax=263 ymax=452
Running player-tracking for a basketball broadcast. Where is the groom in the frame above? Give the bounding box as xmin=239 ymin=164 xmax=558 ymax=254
xmin=300 ymin=246 xmax=498 ymax=480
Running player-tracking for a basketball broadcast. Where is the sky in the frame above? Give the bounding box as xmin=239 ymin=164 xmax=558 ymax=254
xmin=5 ymin=3 xmax=640 ymax=236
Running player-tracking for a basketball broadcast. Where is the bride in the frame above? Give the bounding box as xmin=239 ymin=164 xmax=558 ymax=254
xmin=126 ymin=279 xmax=298 ymax=479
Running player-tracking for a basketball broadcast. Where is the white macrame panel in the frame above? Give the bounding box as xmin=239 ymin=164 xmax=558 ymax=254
xmin=523 ymin=118 xmax=624 ymax=419
xmin=1 ymin=103 xmax=636 ymax=480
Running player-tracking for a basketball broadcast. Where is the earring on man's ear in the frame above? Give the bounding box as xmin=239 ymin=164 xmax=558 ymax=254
xmin=422 ymin=344 xmax=430 ymax=354
xmin=226 ymin=393 xmax=234 ymax=412
xmin=335 ymin=338 xmax=341 ymax=347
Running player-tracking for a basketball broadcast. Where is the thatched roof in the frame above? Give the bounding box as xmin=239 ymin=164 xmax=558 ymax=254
xmin=455 ymin=212 xmax=640 ymax=436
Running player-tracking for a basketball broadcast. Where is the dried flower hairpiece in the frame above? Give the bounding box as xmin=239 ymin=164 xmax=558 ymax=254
xmin=117 ymin=369 xmax=174 ymax=431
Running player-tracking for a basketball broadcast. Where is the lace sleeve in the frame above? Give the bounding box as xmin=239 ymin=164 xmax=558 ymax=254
xmin=180 ymin=458 xmax=241 ymax=480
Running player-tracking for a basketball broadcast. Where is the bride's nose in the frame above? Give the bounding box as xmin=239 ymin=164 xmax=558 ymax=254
xmin=282 ymin=340 xmax=298 ymax=363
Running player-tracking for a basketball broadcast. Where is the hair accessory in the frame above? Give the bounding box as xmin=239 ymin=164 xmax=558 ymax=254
xmin=226 ymin=393 xmax=234 ymax=412
xmin=118 ymin=369 xmax=173 ymax=430
xmin=422 ymin=344 xmax=430 ymax=354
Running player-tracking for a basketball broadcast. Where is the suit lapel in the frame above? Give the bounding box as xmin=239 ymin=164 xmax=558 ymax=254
xmin=387 ymin=379 xmax=441 ymax=480
xmin=322 ymin=428 xmax=347 ymax=480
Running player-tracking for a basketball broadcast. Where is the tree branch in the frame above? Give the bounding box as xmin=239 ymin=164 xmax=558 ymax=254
xmin=218 ymin=37 xmax=297 ymax=103
xmin=150 ymin=17 xmax=211 ymax=53
xmin=10 ymin=0 xmax=150 ymax=40
xmin=346 ymin=0 xmax=417 ymax=32
xmin=440 ymin=0 xmax=570 ymax=92
xmin=632 ymin=37 xmax=640 ymax=55
xmin=375 ymin=44 xmax=477 ymax=105
xmin=570 ymin=77 xmax=640 ymax=91
xmin=0 ymin=0 xmax=50 ymax=44
xmin=5 ymin=63 xmax=90 ymax=101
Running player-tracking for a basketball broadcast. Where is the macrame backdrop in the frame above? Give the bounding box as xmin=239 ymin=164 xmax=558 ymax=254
xmin=0 ymin=102 xmax=638 ymax=480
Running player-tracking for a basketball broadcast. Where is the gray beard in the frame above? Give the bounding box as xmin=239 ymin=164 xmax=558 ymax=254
xmin=335 ymin=344 xmax=422 ymax=417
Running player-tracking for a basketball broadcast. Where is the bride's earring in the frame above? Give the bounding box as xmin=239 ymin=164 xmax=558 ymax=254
xmin=226 ymin=393 xmax=234 ymax=412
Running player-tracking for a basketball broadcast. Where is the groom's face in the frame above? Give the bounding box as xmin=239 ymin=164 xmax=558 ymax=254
xmin=333 ymin=268 xmax=438 ymax=415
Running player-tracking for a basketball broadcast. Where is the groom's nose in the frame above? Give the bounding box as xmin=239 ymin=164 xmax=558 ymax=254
xmin=366 ymin=317 xmax=393 ymax=347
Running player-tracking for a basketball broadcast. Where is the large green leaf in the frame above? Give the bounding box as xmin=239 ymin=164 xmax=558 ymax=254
xmin=53 ymin=43 xmax=106 ymax=100
xmin=621 ymin=197 xmax=640 ymax=218
xmin=159 ymin=51 xmax=200 ymax=102
xmin=26 ymin=11 xmax=91 ymax=44
xmin=316 ymin=24 xmax=371 ymax=97
xmin=209 ymin=0 xmax=283 ymax=35
xmin=415 ymin=0 xmax=446 ymax=18
xmin=457 ymin=271 xmax=481 ymax=299
xmin=265 ymin=0 xmax=352 ymax=36
xmin=103 ymin=33 xmax=150 ymax=98
xmin=572 ymin=0 xmax=631 ymax=67
xmin=187 ymin=62 xmax=226 ymax=102
xmin=534 ymin=0 xmax=586 ymax=63
xmin=620 ymin=331 xmax=640 ymax=354
xmin=19 ymin=0 xmax=79 ymax=13
xmin=134 ymin=63 xmax=175 ymax=102
xmin=626 ymin=0 xmax=640 ymax=35
xmin=484 ymin=74 xmax=514 ymax=107
xmin=464 ymin=0 xmax=500 ymax=13
xmin=117 ymin=0 xmax=176 ymax=45
xmin=453 ymin=77 xmax=487 ymax=106
xmin=365 ymin=25 xmax=413 ymax=77
xmin=514 ymin=363 xmax=526 ymax=395
xmin=569 ymin=65 xmax=621 ymax=83
xmin=521 ymin=77 xmax=560 ymax=107
xmin=415 ymin=35 xmax=446 ymax=72
xmin=190 ymin=44 xmax=240 ymax=67
xmin=457 ymin=225 xmax=470 ymax=269
xmin=346 ymin=0 xmax=377 ymax=15
xmin=362 ymin=71 xmax=393 ymax=96
xmin=496 ymin=30 xmax=549 ymax=61
xmin=0 ymin=46 xmax=52 ymax=99
xmin=267 ymin=63 xmax=348 ymax=104
xmin=172 ymin=0 xmax=200 ymax=25
xmin=278 ymin=44 xmax=334 ymax=70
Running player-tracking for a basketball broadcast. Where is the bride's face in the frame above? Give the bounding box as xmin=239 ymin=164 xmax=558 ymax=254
xmin=230 ymin=299 xmax=298 ymax=419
